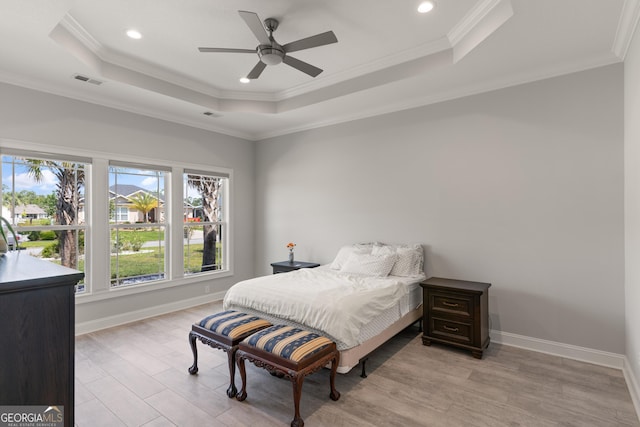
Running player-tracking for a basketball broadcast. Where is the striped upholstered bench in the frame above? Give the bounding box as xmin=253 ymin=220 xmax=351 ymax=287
xmin=188 ymin=310 xmax=272 ymax=398
xmin=236 ymin=324 xmax=340 ymax=427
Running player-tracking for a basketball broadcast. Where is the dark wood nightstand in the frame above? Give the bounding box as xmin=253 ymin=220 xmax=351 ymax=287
xmin=420 ymin=277 xmax=491 ymax=359
xmin=270 ymin=261 xmax=320 ymax=274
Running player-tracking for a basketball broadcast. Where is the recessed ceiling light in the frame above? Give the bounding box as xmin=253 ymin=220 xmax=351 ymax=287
xmin=239 ymin=77 xmax=250 ymax=84
xmin=417 ymin=1 xmax=435 ymax=13
xmin=126 ymin=29 xmax=142 ymax=39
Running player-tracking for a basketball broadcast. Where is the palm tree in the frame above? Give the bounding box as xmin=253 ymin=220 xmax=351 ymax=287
xmin=129 ymin=192 xmax=158 ymax=223
xmin=187 ymin=175 xmax=222 ymax=271
xmin=26 ymin=159 xmax=84 ymax=269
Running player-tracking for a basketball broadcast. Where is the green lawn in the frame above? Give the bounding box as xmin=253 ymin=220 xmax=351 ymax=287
xmin=17 ymin=240 xmax=51 ymax=248
xmin=22 ymin=227 xmax=220 ymax=282
xmin=111 ymin=229 xmax=165 ymax=242
xmin=109 ymin=245 xmax=220 ymax=281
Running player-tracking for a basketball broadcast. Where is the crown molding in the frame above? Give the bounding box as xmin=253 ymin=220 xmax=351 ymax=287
xmin=448 ymin=0 xmax=508 ymax=46
xmin=58 ymin=13 xmax=103 ymax=54
xmin=613 ymin=0 xmax=640 ymax=59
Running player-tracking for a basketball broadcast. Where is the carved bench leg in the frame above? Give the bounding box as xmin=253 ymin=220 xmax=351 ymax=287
xmin=226 ymin=347 xmax=238 ymax=398
xmin=188 ymin=331 xmax=199 ymax=375
xmin=290 ymin=373 xmax=305 ymax=427
xmin=236 ymin=353 xmax=248 ymax=401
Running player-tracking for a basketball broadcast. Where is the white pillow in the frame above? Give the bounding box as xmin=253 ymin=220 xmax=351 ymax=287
xmin=390 ymin=246 xmax=422 ymax=276
xmin=330 ymin=245 xmax=371 ymax=270
xmin=340 ymin=252 xmax=397 ymax=277
xmin=370 ymin=244 xmax=395 ymax=257
xmin=371 ymin=243 xmax=424 ymax=276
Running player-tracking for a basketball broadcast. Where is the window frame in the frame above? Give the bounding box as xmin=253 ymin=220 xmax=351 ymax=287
xmin=182 ymin=170 xmax=230 ymax=275
xmin=0 ymin=150 xmax=90 ymax=293
xmin=108 ymin=162 xmax=169 ymax=289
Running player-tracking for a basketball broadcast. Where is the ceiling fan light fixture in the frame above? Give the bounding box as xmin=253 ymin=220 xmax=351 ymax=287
xmin=239 ymin=77 xmax=250 ymax=84
xmin=417 ymin=1 xmax=435 ymax=13
xmin=258 ymin=46 xmax=284 ymax=65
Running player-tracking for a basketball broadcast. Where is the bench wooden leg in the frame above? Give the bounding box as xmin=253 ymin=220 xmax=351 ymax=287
xmin=236 ymin=354 xmax=248 ymax=401
xmin=188 ymin=331 xmax=199 ymax=375
xmin=290 ymin=373 xmax=305 ymax=427
xmin=226 ymin=347 xmax=238 ymax=398
xmin=234 ymin=342 xmax=340 ymax=427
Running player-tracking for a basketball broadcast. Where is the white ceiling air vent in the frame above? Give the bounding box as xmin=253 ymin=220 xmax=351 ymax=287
xmin=203 ymin=111 xmax=222 ymax=118
xmin=73 ymin=74 xmax=104 ymax=85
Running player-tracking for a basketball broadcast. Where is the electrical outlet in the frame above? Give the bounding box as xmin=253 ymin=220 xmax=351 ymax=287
xmin=204 ymin=285 xmax=210 ymax=294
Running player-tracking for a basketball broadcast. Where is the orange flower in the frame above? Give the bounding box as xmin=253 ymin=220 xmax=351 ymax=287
xmin=286 ymin=242 xmax=296 ymax=249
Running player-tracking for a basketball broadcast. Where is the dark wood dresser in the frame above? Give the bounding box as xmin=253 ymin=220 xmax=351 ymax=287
xmin=420 ymin=277 xmax=491 ymax=359
xmin=0 ymin=252 xmax=84 ymax=427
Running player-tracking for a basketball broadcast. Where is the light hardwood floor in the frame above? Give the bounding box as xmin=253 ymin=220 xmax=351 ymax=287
xmin=75 ymin=301 xmax=639 ymax=426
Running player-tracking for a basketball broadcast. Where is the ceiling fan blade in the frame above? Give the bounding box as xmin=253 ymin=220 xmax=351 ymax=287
xmin=282 ymin=31 xmax=338 ymax=53
xmin=238 ymin=10 xmax=271 ymax=45
xmin=198 ymin=47 xmax=256 ymax=53
xmin=246 ymin=61 xmax=267 ymax=79
xmin=283 ymin=55 xmax=323 ymax=77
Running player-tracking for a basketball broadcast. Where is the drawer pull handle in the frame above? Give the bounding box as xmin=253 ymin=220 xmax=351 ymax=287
xmin=443 ymin=325 xmax=459 ymax=332
xmin=442 ymin=301 xmax=459 ymax=308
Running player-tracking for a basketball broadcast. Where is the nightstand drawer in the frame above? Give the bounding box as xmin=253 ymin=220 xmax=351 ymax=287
xmin=431 ymin=293 xmax=473 ymax=317
xmin=431 ymin=317 xmax=473 ymax=344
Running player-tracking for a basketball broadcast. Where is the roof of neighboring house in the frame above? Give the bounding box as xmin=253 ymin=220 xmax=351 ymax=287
xmin=109 ymin=184 xmax=165 ymax=202
xmin=16 ymin=204 xmax=46 ymax=215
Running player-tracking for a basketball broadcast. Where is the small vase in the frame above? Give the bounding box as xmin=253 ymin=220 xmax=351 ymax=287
xmin=288 ymin=250 xmax=294 ymax=264
xmin=0 ymin=239 xmax=7 ymax=255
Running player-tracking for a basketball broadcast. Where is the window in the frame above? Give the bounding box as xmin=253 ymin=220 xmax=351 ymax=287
xmin=2 ymin=144 xmax=232 ymax=297
xmin=109 ymin=163 xmax=167 ymax=288
xmin=1 ymin=153 xmax=89 ymax=293
xmin=183 ymin=170 xmax=228 ymax=275
xmin=112 ymin=206 xmax=129 ymax=222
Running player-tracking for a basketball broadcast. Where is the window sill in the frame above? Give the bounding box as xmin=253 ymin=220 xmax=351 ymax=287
xmin=74 ymin=269 xmax=232 ymax=304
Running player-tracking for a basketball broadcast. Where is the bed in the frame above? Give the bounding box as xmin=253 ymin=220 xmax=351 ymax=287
xmin=223 ymin=243 xmax=426 ymax=374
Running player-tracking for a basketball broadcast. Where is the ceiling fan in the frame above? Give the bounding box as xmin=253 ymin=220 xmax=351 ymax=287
xmin=198 ymin=10 xmax=338 ymax=80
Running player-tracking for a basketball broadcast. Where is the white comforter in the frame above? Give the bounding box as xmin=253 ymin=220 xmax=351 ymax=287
xmin=223 ymin=266 xmax=420 ymax=348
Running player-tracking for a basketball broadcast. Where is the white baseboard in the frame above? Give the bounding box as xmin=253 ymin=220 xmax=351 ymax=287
xmin=491 ymin=329 xmax=625 ymax=369
xmin=74 ymin=291 xmax=226 ymax=335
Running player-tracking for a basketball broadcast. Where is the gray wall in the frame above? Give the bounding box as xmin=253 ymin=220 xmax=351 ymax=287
xmin=256 ymin=64 xmax=625 ymax=354
xmin=0 ymin=82 xmax=256 ymax=326
xmin=625 ymin=18 xmax=640 ymax=404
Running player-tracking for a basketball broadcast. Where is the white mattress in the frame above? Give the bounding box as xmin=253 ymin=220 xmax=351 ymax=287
xmin=356 ymin=281 xmax=422 ymax=347
xmin=224 ymin=268 xmax=424 ymax=351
